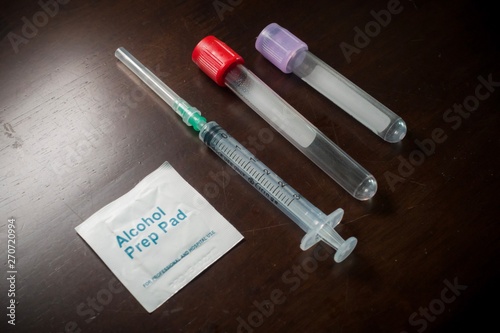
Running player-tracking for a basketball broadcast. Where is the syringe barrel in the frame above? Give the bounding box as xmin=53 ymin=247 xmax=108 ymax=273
xmin=255 ymin=23 xmax=407 ymax=143
xmin=200 ymin=121 xmax=356 ymax=261
xmin=200 ymin=121 xmax=323 ymax=233
xmin=192 ymin=37 xmax=377 ymax=200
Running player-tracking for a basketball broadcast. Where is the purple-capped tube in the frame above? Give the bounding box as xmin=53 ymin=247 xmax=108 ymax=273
xmin=256 ymin=23 xmax=407 ymax=143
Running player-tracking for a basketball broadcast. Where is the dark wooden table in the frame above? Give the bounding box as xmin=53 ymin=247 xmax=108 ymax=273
xmin=1 ymin=0 xmax=499 ymax=332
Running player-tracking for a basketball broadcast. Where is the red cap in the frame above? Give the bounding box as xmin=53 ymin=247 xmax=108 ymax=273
xmin=192 ymin=36 xmax=245 ymax=86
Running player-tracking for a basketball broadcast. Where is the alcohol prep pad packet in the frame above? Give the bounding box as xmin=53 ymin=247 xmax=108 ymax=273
xmin=75 ymin=161 xmax=243 ymax=312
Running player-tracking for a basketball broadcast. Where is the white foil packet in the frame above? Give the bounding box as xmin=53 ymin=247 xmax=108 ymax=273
xmin=76 ymin=162 xmax=243 ymax=312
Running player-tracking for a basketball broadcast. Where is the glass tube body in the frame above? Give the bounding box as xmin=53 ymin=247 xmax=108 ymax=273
xmin=291 ymin=51 xmax=406 ymax=143
xmin=224 ymin=64 xmax=377 ymax=200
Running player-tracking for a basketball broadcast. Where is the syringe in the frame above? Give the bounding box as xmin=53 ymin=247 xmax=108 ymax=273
xmin=255 ymin=23 xmax=407 ymax=143
xmin=192 ymin=36 xmax=377 ymax=201
xmin=115 ymin=47 xmax=357 ymax=263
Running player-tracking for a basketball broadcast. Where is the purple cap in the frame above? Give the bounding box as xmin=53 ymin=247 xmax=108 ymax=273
xmin=255 ymin=23 xmax=308 ymax=74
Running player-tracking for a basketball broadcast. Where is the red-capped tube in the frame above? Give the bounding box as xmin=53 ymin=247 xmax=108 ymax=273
xmin=192 ymin=36 xmax=244 ymax=86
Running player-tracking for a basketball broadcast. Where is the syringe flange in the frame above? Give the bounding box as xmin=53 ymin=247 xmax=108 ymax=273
xmin=300 ymin=208 xmax=357 ymax=263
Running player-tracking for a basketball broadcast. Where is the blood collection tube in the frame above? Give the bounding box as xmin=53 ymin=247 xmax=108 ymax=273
xmin=256 ymin=23 xmax=407 ymax=143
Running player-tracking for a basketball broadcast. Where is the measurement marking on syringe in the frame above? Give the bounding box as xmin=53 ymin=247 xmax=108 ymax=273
xmin=283 ymin=197 xmax=294 ymax=206
xmin=215 ymin=138 xmax=295 ymax=207
xmin=263 ymin=180 xmax=273 ymax=190
xmin=277 ymin=192 xmax=293 ymax=206
xmin=238 ymin=159 xmax=246 ymax=168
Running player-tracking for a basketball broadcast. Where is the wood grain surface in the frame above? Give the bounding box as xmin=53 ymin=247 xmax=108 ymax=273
xmin=1 ymin=0 xmax=499 ymax=332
